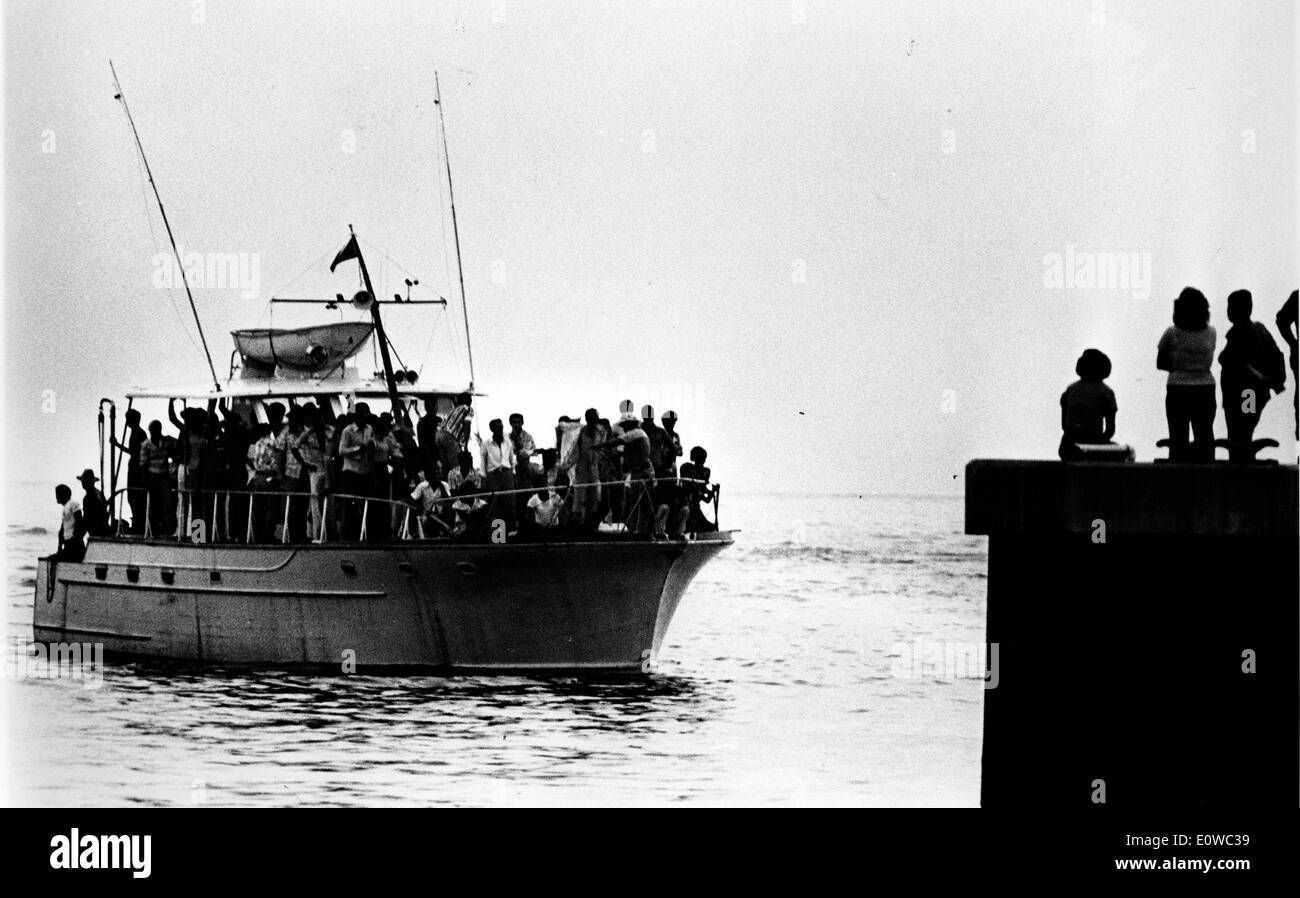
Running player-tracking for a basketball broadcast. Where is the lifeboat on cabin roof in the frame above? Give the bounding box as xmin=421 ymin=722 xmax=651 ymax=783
xmin=231 ymin=321 xmax=375 ymax=375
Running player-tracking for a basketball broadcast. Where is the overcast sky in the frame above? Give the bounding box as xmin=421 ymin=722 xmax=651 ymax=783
xmin=3 ymin=0 xmax=1296 ymax=499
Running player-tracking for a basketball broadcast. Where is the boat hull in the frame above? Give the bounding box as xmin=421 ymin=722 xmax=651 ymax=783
xmin=33 ymin=535 xmax=731 ymax=672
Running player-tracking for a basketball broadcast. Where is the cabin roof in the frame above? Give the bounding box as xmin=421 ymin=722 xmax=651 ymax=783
xmin=125 ymin=378 xmax=480 ymax=401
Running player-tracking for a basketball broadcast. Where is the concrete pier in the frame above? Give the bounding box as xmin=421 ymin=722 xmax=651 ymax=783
xmin=966 ymin=460 xmax=1298 ymax=807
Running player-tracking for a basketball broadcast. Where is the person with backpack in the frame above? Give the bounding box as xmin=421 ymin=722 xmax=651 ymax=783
xmin=1219 ymin=289 xmax=1287 ymax=460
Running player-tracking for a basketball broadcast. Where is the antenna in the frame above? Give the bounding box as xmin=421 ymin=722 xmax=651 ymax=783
xmin=435 ymin=71 xmax=476 ymax=391
xmin=110 ymin=61 xmax=222 ymax=393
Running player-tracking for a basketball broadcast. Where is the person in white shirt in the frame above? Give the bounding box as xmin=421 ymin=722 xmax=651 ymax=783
xmin=508 ymin=413 xmax=539 ymax=483
xmin=526 ymin=487 xmax=565 ymax=533
xmin=1157 ymin=287 xmax=1217 ymax=461
xmin=55 ymin=484 xmax=85 ymax=561
xmin=480 ymin=418 xmax=517 ymax=532
xmin=408 ymin=467 xmax=453 ymax=537
xmin=451 ymin=481 xmax=489 ymax=537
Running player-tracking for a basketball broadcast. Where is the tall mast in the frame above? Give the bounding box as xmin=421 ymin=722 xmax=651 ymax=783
xmin=435 ymin=71 xmax=476 ymax=391
xmin=348 ymin=227 xmax=404 ymax=419
xmin=110 ymin=61 xmax=221 ymax=393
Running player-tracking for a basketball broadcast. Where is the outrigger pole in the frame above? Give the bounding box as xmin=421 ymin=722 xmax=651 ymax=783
xmin=110 ymin=61 xmax=222 ymax=393
xmin=434 ymin=71 xmax=476 ymax=391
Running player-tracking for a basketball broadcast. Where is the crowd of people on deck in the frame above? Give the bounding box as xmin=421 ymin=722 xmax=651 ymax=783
xmin=54 ymin=392 xmax=718 ymax=557
xmin=1059 ymin=288 xmax=1299 ymax=461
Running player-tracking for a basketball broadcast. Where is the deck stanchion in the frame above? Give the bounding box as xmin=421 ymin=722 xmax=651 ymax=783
xmin=360 ymin=499 xmax=369 ymax=542
xmin=282 ymin=493 xmax=290 ymax=544
xmin=246 ymin=494 xmax=254 ymax=543
xmin=144 ymin=492 xmax=152 ymax=539
xmin=320 ymin=496 xmax=329 ymax=544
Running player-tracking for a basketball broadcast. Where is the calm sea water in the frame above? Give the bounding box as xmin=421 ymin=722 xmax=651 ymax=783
xmin=3 ymin=482 xmax=987 ymax=807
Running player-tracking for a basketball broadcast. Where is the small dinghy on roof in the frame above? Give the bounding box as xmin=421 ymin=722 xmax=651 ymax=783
xmin=232 ymin=321 xmax=374 ymax=373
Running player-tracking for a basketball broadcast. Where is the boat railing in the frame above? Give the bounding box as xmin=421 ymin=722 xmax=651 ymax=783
xmin=103 ymin=476 xmax=720 ymax=545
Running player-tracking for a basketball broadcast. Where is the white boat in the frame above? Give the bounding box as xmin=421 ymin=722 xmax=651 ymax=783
xmin=33 ymin=67 xmax=732 ymax=674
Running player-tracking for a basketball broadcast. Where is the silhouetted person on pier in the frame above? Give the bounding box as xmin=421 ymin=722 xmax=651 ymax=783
xmin=55 ymin=483 xmax=85 ymax=562
xmin=111 ymin=408 xmax=146 ymax=533
xmin=1058 ymin=349 xmax=1117 ymax=460
xmin=1219 ymin=289 xmax=1287 ymax=460
xmin=1277 ymin=290 xmax=1299 ymax=439
xmin=1157 ymin=287 xmax=1217 ymax=461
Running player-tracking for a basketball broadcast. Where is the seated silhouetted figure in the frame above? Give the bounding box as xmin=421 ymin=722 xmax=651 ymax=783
xmin=1219 ymin=289 xmax=1287 ymax=461
xmin=679 ymin=447 xmax=716 ymax=533
xmin=1058 ymin=349 xmax=1117 ymax=461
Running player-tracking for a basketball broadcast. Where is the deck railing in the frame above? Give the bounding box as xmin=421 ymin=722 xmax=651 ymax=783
xmin=105 ymin=476 xmax=720 ymax=545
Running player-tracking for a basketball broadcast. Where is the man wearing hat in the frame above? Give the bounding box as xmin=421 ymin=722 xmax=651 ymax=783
xmin=76 ymin=469 xmax=111 ymax=537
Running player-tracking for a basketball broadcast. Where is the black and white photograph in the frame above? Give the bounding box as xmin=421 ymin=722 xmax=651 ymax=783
xmin=0 ymin=0 xmax=1295 ymax=869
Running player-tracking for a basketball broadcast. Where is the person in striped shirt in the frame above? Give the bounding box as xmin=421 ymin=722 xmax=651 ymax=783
xmin=442 ymin=392 xmax=474 ymax=448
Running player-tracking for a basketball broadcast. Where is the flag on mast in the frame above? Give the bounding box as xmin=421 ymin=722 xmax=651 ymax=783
xmin=329 ymin=235 xmax=361 ymax=272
